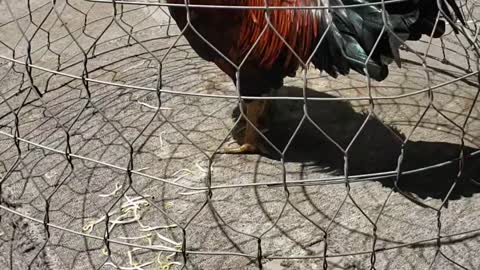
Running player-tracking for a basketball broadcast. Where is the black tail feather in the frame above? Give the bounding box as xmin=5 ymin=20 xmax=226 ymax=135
xmin=312 ymin=0 xmax=465 ymax=81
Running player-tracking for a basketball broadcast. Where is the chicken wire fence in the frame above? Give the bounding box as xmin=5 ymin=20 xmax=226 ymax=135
xmin=0 ymin=0 xmax=480 ymax=269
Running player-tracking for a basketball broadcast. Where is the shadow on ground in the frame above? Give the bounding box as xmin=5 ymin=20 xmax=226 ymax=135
xmin=231 ymin=86 xmax=480 ymax=203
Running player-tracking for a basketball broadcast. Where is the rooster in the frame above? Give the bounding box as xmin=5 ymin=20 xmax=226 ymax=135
xmin=167 ymin=0 xmax=464 ymax=154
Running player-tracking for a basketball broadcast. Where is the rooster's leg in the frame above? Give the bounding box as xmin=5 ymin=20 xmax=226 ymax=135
xmin=224 ymin=100 xmax=268 ymax=154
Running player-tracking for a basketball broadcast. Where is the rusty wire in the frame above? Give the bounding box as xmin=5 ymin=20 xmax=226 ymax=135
xmin=0 ymin=0 xmax=480 ymax=269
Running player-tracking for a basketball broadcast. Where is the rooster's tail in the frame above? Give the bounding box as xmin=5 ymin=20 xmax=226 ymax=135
xmin=312 ymin=0 xmax=465 ymax=81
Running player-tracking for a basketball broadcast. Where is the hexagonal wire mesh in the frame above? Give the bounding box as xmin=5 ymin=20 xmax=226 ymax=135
xmin=0 ymin=0 xmax=480 ymax=269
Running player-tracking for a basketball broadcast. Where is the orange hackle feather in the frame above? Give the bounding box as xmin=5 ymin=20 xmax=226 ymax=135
xmin=235 ymin=0 xmax=320 ymax=70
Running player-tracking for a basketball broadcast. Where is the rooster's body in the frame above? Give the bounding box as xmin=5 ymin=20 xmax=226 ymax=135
xmin=167 ymin=0 xmax=464 ymax=153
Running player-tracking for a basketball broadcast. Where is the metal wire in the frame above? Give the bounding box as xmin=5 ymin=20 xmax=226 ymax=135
xmin=0 ymin=0 xmax=479 ymax=269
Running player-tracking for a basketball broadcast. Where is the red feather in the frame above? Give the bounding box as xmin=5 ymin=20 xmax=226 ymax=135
xmin=236 ymin=0 xmax=319 ymax=69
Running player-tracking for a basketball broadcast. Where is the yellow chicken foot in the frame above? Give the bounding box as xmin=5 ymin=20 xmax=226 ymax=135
xmin=224 ymin=99 xmax=268 ymax=154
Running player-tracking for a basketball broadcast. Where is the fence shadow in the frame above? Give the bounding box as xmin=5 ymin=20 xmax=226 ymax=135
xmin=231 ymin=86 xmax=480 ymax=203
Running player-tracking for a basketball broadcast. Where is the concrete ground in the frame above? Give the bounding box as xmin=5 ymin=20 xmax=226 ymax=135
xmin=0 ymin=1 xmax=479 ymax=269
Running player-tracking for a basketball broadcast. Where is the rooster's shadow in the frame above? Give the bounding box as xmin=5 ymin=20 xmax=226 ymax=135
xmin=231 ymin=86 xmax=480 ymax=203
